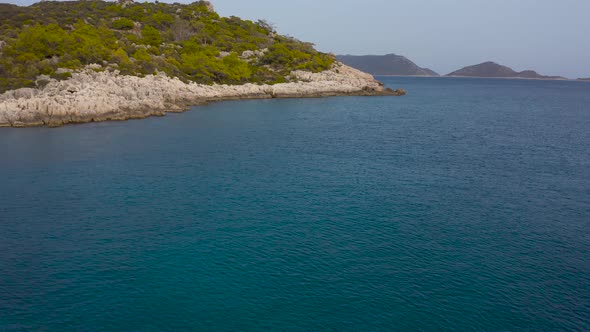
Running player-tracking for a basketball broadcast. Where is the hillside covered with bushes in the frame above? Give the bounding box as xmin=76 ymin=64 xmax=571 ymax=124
xmin=0 ymin=0 xmax=335 ymax=92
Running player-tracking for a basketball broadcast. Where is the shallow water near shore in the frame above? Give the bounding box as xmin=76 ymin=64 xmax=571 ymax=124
xmin=1 ymin=77 xmax=589 ymax=330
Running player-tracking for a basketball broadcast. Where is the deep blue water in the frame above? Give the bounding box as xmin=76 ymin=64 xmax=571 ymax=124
xmin=1 ymin=77 xmax=589 ymax=331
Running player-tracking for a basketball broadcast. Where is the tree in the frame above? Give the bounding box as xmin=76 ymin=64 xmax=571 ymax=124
xmin=256 ymin=19 xmax=275 ymax=34
xmin=9 ymin=24 xmax=68 ymax=59
xmin=150 ymin=11 xmax=174 ymax=28
xmin=170 ymin=19 xmax=192 ymax=42
xmin=141 ymin=25 xmax=162 ymax=47
xmin=67 ymin=22 xmax=112 ymax=63
xmin=112 ymin=18 xmax=134 ymax=30
xmin=221 ymin=53 xmax=251 ymax=82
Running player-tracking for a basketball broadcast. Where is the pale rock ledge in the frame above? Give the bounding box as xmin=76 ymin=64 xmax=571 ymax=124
xmin=0 ymin=62 xmax=401 ymax=127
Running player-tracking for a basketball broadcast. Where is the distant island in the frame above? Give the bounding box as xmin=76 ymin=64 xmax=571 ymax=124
xmin=335 ymin=55 xmax=574 ymax=81
xmin=446 ymin=61 xmax=566 ymax=80
xmin=0 ymin=0 xmax=401 ymax=127
xmin=336 ymin=54 xmax=439 ymax=76
xmin=577 ymin=78 xmax=590 ymax=81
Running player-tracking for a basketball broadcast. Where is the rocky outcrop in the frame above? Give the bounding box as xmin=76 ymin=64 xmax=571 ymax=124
xmin=239 ymin=49 xmax=267 ymax=62
xmin=390 ymin=88 xmax=406 ymax=96
xmin=202 ymin=1 xmax=214 ymax=12
xmin=0 ymin=62 xmax=400 ymax=127
xmin=117 ymin=0 xmax=134 ymax=7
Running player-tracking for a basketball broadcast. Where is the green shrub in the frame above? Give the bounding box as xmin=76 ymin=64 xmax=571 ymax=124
xmin=51 ymin=71 xmax=72 ymax=80
xmin=112 ymin=18 xmax=134 ymax=30
xmin=141 ymin=25 xmax=162 ymax=47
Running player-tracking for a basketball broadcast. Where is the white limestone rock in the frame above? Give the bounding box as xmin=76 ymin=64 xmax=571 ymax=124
xmin=0 ymin=62 xmax=391 ymax=127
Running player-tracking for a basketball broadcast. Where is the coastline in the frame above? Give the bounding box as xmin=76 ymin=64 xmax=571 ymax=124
xmin=443 ymin=75 xmax=570 ymax=81
xmin=371 ymin=75 xmax=582 ymax=81
xmin=372 ymin=75 xmax=441 ymax=78
xmin=0 ymin=63 xmax=403 ymax=128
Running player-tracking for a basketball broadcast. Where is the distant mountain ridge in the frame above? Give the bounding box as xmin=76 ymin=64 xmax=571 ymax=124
xmin=336 ymin=54 xmax=439 ymax=76
xmin=446 ymin=61 xmax=565 ymax=80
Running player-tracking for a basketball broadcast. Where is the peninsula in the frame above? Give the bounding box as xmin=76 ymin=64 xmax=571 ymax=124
xmin=0 ymin=1 xmax=401 ymax=127
xmin=446 ymin=61 xmax=566 ymax=80
xmin=337 ymin=54 xmax=439 ymax=76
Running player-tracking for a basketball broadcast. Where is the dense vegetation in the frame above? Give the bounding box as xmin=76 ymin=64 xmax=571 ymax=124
xmin=0 ymin=1 xmax=335 ymax=92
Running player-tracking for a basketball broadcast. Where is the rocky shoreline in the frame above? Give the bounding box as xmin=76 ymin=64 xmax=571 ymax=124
xmin=0 ymin=62 xmax=404 ymax=128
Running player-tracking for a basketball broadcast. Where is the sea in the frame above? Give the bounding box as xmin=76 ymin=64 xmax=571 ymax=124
xmin=1 ymin=77 xmax=589 ymax=331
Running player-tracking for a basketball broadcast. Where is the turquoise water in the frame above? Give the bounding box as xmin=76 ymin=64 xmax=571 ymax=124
xmin=1 ymin=77 xmax=589 ymax=331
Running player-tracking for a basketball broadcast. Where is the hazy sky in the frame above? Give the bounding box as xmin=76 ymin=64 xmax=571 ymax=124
xmin=7 ymin=0 xmax=590 ymax=78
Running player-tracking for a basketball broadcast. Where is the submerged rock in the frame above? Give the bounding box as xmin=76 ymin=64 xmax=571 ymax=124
xmin=396 ymin=89 xmax=406 ymax=96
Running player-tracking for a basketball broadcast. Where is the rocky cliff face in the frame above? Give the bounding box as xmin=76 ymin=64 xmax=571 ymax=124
xmin=336 ymin=54 xmax=439 ymax=76
xmin=0 ymin=63 xmax=398 ymax=127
